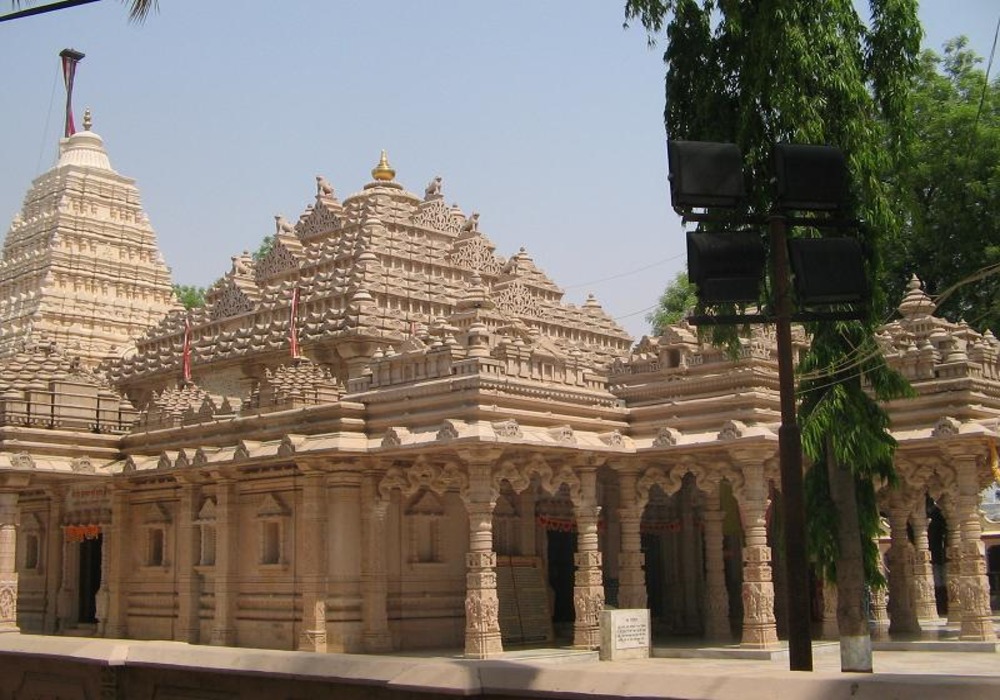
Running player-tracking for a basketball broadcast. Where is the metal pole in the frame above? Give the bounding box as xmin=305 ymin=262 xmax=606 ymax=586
xmin=770 ymin=213 xmax=813 ymax=671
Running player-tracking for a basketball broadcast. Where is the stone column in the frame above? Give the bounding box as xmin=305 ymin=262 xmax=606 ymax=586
xmin=176 ymin=480 xmax=202 ymax=643
xmin=461 ymin=452 xmax=503 ymax=659
xmin=361 ymin=468 xmax=392 ymax=652
xmin=869 ymin=542 xmax=890 ymax=638
xmin=104 ymin=486 xmax=130 ymax=639
xmin=886 ymin=490 xmax=920 ymax=635
xmin=909 ymin=497 xmax=939 ymax=622
xmin=43 ymin=489 xmax=63 ymax=634
xmin=951 ymin=450 xmax=997 ymax=641
xmin=701 ymin=480 xmax=730 ymax=642
xmin=572 ymin=465 xmax=604 ymax=650
xmin=616 ymin=467 xmax=646 ymax=610
xmin=210 ymin=478 xmax=238 ymax=646
xmin=0 ymin=489 xmax=21 ymax=633
xmin=939 ymin=495 xmax=963 ymax=625
xmin=732 ymin=460 xmax=778 ymax=649
xmin=328 ymin=469 xmax=361 ymax=652
xmin=298 ymin=468 xmax=328 ymax=652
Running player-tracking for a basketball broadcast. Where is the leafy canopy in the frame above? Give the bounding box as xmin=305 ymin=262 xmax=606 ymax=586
xmin=885 ymin=38 xmax=1000 ymax=333
xmin=626 ymin=0 xmax=921 ymax=590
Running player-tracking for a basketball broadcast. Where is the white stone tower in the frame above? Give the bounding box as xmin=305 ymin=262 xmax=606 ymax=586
xmin=0 ymin=109 xmax=178 ymax=367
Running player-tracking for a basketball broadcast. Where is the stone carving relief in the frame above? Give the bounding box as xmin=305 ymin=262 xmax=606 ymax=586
xmin=492 ymin=419 xmax=523 ymax=439
xmin=448 ymin=235 xmax=505 ymax=276
xmin=598 ymin=430 xmax=625 ymax=448
xmin=652 ymin=426 xmax=681 ymax=447
xmin=932 ymin=416 xmax=961 ymax=438
xmin=379 ymin=459 xmax=468 ymax=500
xmin=436 ymin=419 xmax=461 ymax=441
xmin=210 ymin=285 xmax=255 ymax=321
xmin=718 ymin=420 xmax=747 ymax=441
xmin=70 ymin=457 xmax=95 ymax=473
xmin=254 ymin=240 xmax=298 ymax=282
xmin=296 ymin=202 xmax=342 ymax=239
xmin=573 ymin=590 xmax=605 ymax=628
xmin=548 ymin=425 xmax=575 ymax=444
xmin=412 ymin=199 xmax=462 ymax=233
xmin=9 ymin=452 xmax=35 ymax=470
xmin=381 ymin=426 xmax=411 ymax=448
xmin=636 ymin=465 xmax=686 ymax=508
xmin=494 ymin=280 xmax=542 ymax=317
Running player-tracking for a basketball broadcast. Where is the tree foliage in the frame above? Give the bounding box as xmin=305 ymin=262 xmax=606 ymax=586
xmin=173 ymin=284 xmax=205 ymax=310
xmin=647 ymin=270 xmax=697 ymax=334
xmin=625 ymin=1 xmax=921 ymax=640
xmin=885 ymin=38 xmax=1000 ymax=332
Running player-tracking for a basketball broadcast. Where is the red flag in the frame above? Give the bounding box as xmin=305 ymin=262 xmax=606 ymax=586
xmin=59 ymin=49 xmax=85 ymax=138
xmin=289 ymin=287 xmax=301 ymax=359
xmin=182 ymin=318 xmax=192 ymax=383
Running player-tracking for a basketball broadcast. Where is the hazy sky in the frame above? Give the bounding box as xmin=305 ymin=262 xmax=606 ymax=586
xmin=2 ymin=1 xmax=997 ymax=339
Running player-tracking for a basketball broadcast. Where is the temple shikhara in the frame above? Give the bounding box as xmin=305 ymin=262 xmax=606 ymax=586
xmin=0 ymin=68 xmax=997 ymax=665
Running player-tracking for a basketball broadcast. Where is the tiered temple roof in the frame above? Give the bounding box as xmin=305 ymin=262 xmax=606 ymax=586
xmin=0 ymin=112 xmax=178 ymax=367
xmin=109 ymin=154 xmax=632 ymax=415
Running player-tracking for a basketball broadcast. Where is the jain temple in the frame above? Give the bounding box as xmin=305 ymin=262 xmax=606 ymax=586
xmin=0 ymin=104 xmax=998 ymax=666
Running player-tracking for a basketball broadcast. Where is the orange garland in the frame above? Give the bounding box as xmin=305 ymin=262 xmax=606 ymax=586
xmin=64 ymin=524 xmax=101 ymax=543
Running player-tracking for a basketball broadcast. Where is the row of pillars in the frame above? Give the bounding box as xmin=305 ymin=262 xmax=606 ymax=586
xmin=0 ymin=450 xmax=994 ymax=654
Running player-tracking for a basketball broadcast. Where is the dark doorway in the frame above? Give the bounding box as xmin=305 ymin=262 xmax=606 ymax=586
xmin=546 ymin=530 xmax=576 ymax=625
xmin=988 ymin=545 xmax=1000 ymax=611
xmin=78 ymin=535 xmax=102 ymax=624
xmin=642 ymin=533 xmax=664 ymax=620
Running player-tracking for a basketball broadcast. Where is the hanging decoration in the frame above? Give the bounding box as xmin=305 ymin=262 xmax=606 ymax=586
xmin=65 ymin=524 xmax=101 ymax=543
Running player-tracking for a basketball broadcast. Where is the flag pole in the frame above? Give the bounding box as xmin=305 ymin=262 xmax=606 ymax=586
xmin=59 ymin=48 xmax=85 ymax=137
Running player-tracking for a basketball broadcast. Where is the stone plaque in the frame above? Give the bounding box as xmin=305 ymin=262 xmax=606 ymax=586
xmin=599 ymin=608 xmax=651 ymax=661
xmin=495 ymin=556 xmax=553 ymax=645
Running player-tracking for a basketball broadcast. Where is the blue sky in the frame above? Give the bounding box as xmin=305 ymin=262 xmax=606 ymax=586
xmin=2 ymin=1 xmax=997 ymax=339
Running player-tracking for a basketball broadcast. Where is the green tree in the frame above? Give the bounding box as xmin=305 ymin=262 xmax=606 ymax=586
xmin=253 ymin=235 xmax=275 ymax=262
xmin=646 ymin=270 xmax=697 ymax=334
xmin=885 ymin=38 xmax=1000 ymax=332
xmin=173 ymin=284 xmax=205 ymax=310
xmin=626 ymin=0 xmax=919 ymax=670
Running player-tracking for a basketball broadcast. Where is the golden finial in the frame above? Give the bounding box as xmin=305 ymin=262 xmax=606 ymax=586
xmin=371 ymin=149 xmax=396 ymax=182
xmin=83 ymin=108 xmax=92 ymax=131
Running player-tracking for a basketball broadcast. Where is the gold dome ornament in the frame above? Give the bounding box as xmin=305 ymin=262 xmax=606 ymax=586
xmin=371 ymin=150 xmax=396 ymax=182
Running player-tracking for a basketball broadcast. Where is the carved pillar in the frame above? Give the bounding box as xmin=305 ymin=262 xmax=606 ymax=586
xmin=909 ymin=497 xmax=939 ymax=622
xmin=298 ymin=468 xmax=328 ymax=652
xmin=732 ymin=459 xmax=778 ymax=649
xmin=951 ymin=450 xmax=997 ymax=641
xmin=0 ymin=489 xmax=20 ymax=633
xmin=104 ymin=486 xmax=129 ymax=639
xmin=939 ymin=495 xmax=963 ymax=625
xmin=43 ymin=489 xmax=63 ymax=633
xmin=462 ymin=453 xmax=503 ymax=658
xmin=701 ymin=480 xmax=730 ymax=641
xmin=210 ymin=478 xmax=238 ymax=646
xmin=361 ymin=469 xmax=392 ymax=652
xmin=886 ymin=490 xmax=920 ymax=635
xmin=869 ymin=541 xmax=890 ymax=638
xmin=616 ymin=467 xmax=646 ymax=610
xmin=176 ymin=481 xmax=202 ymax=643
xmin=572 ymin=466 xmax=604 ymax=649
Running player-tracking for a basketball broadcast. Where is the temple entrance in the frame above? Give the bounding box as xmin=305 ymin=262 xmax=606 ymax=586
xmin=546 ymin=530 xmax=576 ymax=633
xmin=988 ymin=545 xmax=1000 ymax=611
xmin=77 ymin=535 xmax=102 ymax=624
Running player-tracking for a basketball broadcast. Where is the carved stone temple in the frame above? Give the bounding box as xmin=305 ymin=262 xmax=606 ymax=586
xmin=0 ymin=119 xmax=997 ymax=658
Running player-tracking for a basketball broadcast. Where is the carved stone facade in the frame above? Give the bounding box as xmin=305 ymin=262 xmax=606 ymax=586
xmin=1 ymin=142 xmax=998 ymax=662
